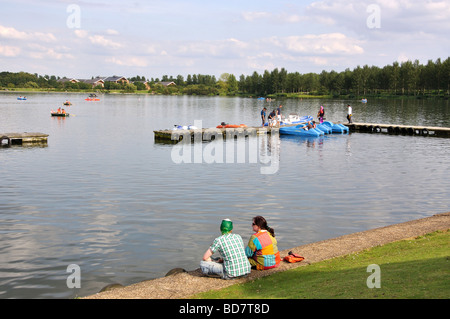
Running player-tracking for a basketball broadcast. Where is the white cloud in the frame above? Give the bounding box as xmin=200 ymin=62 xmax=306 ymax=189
xmin=280 ymin=33 xmax=364 ymax=55
xmin=242 ymin=11 xmax=303 ymax=24
xmin=242 ymin=11 xmax=271 ymax=21
xmin=88 ymin=35 xmax=122 ymax=49
xmin=106 ymin=29 xmax=119 ymax=35
xmin=106 ymin=56 xmax=148 ymax=67
xmin=0 ymin=25 xmax=56 ymax=42
xmin=0 ymin=44 xmax=20 ymax=57
xmin=0 ymin=25 xmax=27 ymax=40
xmin=74 ymin=30 xmax=88 ymax=38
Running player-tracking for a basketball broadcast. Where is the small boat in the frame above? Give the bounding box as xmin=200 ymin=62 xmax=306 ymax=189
xmin=85 ymin=94 xmax=100 ymax=101
xmin=51 ymin=112 xmax=69 ymax=117
xmin=315 ymin=123 xmax=332 ymax=134
xmin=63 ymin=101 xmax=72 ymax=106
xmin=321 ymin=121 xmax=349 ymax=134
xmin=264 ymin=115 xmax=313 ymax=126
xmin=280 ymin=125 xmax=322 ymax=137
xmin=361 ymin=98 xmax=367 ymax=103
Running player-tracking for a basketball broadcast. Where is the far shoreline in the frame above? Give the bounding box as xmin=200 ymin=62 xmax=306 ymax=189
xmin=2 ymin=88 xmax=448 ymax=100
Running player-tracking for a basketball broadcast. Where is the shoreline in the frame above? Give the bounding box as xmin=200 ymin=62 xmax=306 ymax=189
xmin=83 ymin=212 xmax=450 ymax=299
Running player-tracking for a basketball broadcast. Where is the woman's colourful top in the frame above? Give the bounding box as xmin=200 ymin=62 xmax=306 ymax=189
xmin=245 ymin=230 xmax=280 ymax=270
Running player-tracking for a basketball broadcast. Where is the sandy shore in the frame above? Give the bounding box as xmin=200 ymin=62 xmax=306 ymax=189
xmin=83 ymin=212 xmax=450 ymax=299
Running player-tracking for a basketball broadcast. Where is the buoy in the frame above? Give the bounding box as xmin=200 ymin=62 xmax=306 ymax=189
xmin=373 ymin=126 xmax=381 ymax=133
xmin=0 ymin=136 xmax=11 ymax=147
xmin=422 ymin=128 xmax=429 ymax=136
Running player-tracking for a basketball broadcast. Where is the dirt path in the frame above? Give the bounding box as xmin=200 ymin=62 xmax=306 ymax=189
xmin=83 ymin=212 xmax=450 ymax=299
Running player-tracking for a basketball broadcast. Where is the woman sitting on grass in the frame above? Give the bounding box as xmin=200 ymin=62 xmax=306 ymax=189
xmin=245 ymin=216 xmax=281 ymax=270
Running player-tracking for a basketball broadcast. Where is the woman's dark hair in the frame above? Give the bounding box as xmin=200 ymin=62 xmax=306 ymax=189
xmin=253 ymin=216 xmax=275 ymax=237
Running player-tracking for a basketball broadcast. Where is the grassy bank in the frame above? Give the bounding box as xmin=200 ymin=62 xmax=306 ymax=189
xmin=193 ymin=230 xmax=449 ymax=299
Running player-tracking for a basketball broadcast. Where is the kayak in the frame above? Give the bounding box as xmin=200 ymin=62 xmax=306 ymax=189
xmin=85 ymin=98 xmax=100 ymax=101
xmin=51 ymin=112 xmax=69 ymax=117
xmin=17 ymin=97 xmax=27 ymax=100
xmin=216 ymin=124 xmax=247 ymax=128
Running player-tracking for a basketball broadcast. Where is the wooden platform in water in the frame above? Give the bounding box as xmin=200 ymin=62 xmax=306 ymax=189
xmin=154 ymin=122 xmax=450 ymax=142
xmin=0 ymin=132 xmax=49 ymax=146
xmin=344 ymin=122 xmax=450 ymax=137
xmin=154 ymin=125 xmax=289 ymax=143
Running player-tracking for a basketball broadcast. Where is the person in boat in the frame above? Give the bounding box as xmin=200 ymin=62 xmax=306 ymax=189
xmin=245 ymin=216 xmax=280 ymax=270
xmin=260 ymin=107 xmax=267 ymax=126
xmin=57 ymin=107 xmax=62 ymax=113
xmin=347 ymin=104 xmax=353 ymax=123
xmin=200 ymin=219 xmax=251 ymax=280
xmin=317 ymin=105 xmax=325 ymax=124
xmin=62 ymin=109 xmax=66 ymax=114
xmin=268 ymin=109 xmax=277 ymax=127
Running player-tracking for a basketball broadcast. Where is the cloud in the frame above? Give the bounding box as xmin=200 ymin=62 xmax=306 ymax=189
xmin=105 ymin=56 xmax=148 ymax=67
xmin=306 ymin=0 xmax=450 ymax=35
xmin=88 ymin=35 xmax=122 ymax=49
xmin=0 ymin=44 xmax=20 ymax=57
xmin=241 ymin=11 xmax=303 ymax=24
xmin=242 ymin=11 xmax=271 ymax=21
xmin=74 ymin=30 xmax=88 ymax=38
xmin=0 ymin=25 xmax=56 ymax=42
xmin=279 ymin=33 xmax=364 ymax=55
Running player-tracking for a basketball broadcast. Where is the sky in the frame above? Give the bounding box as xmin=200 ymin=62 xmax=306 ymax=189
xmin=0 ymin=0 xmax=449 ymax=80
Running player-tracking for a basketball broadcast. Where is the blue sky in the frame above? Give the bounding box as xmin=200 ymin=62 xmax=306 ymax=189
xmin=0 ymin=0 xmax=449 ymax=79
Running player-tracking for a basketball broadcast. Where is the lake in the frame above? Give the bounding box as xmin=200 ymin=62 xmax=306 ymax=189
xmin=0 ymin=92 xmax=449 ymax=298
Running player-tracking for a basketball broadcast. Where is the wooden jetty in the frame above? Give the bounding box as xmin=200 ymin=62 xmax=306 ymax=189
xmin=154 ymin=122 xmax=450 ymax=142
xmin=154 ymin=125 xmax=285 ymax=143
xmin=344 ymin=122 xmax=450 ymax=137
xmin=0 ymin=132 xmax=49 ymax=147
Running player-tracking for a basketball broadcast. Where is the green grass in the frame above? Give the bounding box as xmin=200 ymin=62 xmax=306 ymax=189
xmin=193 ymin=230 xmax=449 ymax=299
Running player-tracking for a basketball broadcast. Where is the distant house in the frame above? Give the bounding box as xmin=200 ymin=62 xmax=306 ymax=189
xmin=157 ymin=81 xmax=176 ymax=87
xmin=103 ymin=76 xmax=129 ymax=84
xmin=79 ymin=77 xmax=105 ymax=88
xmin=133 ymin=81 xmax=151 ymax=90
xmin=58 ymin=77 xmax=79 ymax=84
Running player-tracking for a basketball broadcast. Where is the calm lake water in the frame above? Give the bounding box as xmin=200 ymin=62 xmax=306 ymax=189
xmin=0 ymin=92 xmax=449 ymax=298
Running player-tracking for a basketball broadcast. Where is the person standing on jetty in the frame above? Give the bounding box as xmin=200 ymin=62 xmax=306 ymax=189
xmin=317 ymin=105 xmax=325 ymax=124
xmin=261 ymin=107 xmax=267 ymax=126
xmin=245 ymin=216 xmax=281 ymax=270
xmin=347 ymin=104 xmax=353 ymax=123
xmin=200 ymin=219 xmax=251 ymax=280
xmin=276 ymin=104 xmax=283 ymax=125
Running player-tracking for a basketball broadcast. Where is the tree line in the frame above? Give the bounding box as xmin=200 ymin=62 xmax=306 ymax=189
xmin=1 ymin=57 xmax=449 ymax=98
